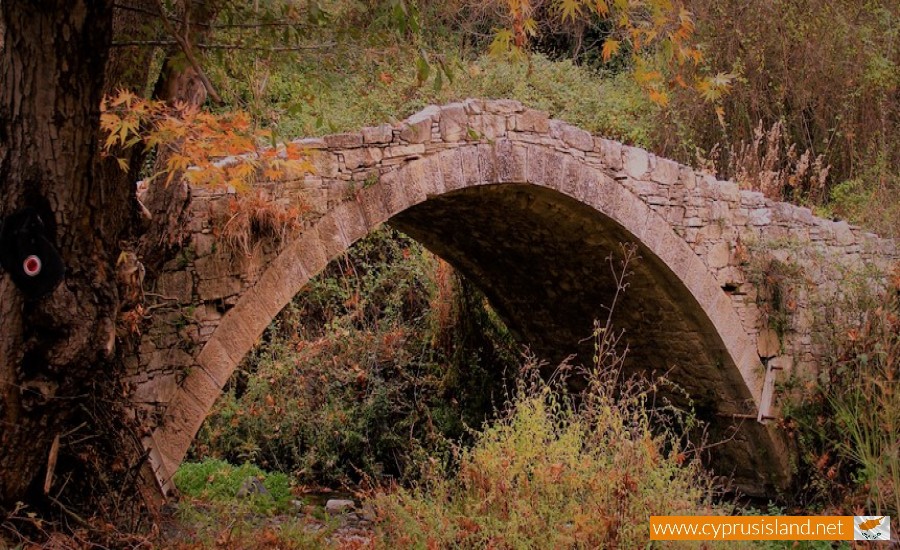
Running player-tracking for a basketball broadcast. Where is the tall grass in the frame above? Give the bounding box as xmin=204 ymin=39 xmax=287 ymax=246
xmin=370 ymin=359 xmax=724 ymax=548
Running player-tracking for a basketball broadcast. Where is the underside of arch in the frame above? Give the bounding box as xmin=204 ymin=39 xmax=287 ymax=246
xmin=389 ymin=184 xmax=788 ymax=494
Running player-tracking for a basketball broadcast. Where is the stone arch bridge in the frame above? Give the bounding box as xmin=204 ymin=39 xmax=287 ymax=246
xmin=129 ymin=99 xmax=898 ymax=498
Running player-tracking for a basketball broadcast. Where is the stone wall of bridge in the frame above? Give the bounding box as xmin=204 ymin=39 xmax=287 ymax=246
xmin=126 ymin=99 xmax=898 ymax=497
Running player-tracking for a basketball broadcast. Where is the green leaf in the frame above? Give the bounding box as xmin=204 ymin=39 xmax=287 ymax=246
xmin=432 ymin=68 xmax=443 ymax=92
xmin=416 ymin=55 xmax=431 ymax=86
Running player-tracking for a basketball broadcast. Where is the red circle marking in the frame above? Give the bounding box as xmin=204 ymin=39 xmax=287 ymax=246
xmin=23 ymin=255 xmax=42 ymax=277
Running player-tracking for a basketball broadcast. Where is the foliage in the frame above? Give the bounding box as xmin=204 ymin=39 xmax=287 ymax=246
xmin=165 ymin=501 xmax=339 ymax=549
xmin=482 ymin=0 xmax=734 ymax=109
xmin=191 ymin=228 xmax=522 ymax=487
xmin=367 ymin=244 xmax=727 ymax=548
xmin=696 ymin=120 xmax=830 ymax=206
xmin=215 ymin=192 xmax=310 ymax=256
xmin=663 ymin=0 xmax=899 ymax=223
xmin=174 ymin=458 xmax=294 ymax=514
xmin=100 ymin=90 xmax=312 ymax=190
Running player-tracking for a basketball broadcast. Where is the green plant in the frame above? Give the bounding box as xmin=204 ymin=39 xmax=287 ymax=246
xmin=370 ymin=349 xmax=727 ymax=548
xmin=174 ymin=459 xmax=293 ymax=514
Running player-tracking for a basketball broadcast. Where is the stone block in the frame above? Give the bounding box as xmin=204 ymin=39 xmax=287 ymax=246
xmin=484 ymin=99 xmax=523 ymax=114
xmin=558 ymin=124 xmax=593 ymax=151
xmin=324 ymin=132 xmax=363 ymax=149
xmin=832 ymin=220 xmax=855 ymax=245
xmin=458 ymin=146 xmax=481 ymax=185
xmin=439 ymin=149 xmax=466 ymax=191
xmin=757 ymin=328 xmax=780 ymax=359
xmin=707 ymin=242 xmax=730 ymax=269
xmin=192 ymin=232 xmax=217 ymax=257
xmin=652 ymin=157 xmax=680 ymax=185
xmin=462 ymin=98 xmax=484 ymax=114
xmin=494 ymin=140 xmax=527 ymax=183
xmin=512 ymin=109 xmax=550 ymax=133
xmin=471 ymin=114 xmax=506 ymax=140
xmin=384 ymin=143 xmax=425 ymax=159
xmin=307 ymin=150 xmax=339 ymax=178
xmin=361 ymin=124 xmax=393 ymax=144
xmin=593 ymin=138 xmax=623 ymax=170
xmin=623 ymin=146 xmax=650 ymax=178
xmin=749 ymin=209 xmax=772 ymax=226
xmin=157 ymin=271 xmax=193 ymax=303
xmin=197 ymin=276 xmax=243 ymax=302
xmin=400 ymin=106 xmax=440 ymax=143
xmin=342 ymin=147 xmax=383 ymax=170
xmin=438 ymin=103 xmax=468 ymax=142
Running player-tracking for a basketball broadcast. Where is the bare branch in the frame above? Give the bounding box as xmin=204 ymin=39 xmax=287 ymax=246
xmin=153 ymin=0 xmax=222 ymax=104
xmin=113 ymin=2 xmax=307 ymax=30
xmin=111 ymin=40 xmax=336 ymax=51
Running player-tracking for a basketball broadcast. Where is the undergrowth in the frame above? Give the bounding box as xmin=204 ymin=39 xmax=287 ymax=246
xmin=370 ymin=360 xmax=728 ymax=549
xmin=191 ymin=228 xmax=522 ymax=488
xmin=783 ymin=266 xmax=900 ymax=530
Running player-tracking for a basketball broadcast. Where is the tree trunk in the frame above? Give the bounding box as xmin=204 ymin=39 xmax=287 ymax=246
xmin=0 ymin=0 xmax=122 ymax=506
xmin=140 ymin=0 xmax=220 ymax=273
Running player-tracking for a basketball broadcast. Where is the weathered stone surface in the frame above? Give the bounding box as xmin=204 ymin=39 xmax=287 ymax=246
xmin=400 ymin=106 xmax=440 ymax=143
xmin=156 ymin=271 xmax=193 ymax=303
xmin=438 ymin=103 xmax=468 ymax=142
xmin=384 ymin=143 xmax=425 ymax=159
xmin=484 ymin=99 xmax=523 ymax=114
xmin=757 ymin=328 xmax=781 ymax=359
xmin=324 ymin=133 xmax=363 ymax=149
xmin=623 ymin=146 xmax=650 ymax=178
xmin=565 ymin=128 xmax=594 ymax=151
xmin=833 ymin=220 xmax=855 ymax=245
xmin=707 ymin=242 xmax=731 ymax=269
xmin=325 ymin=499 xmax=356 ymax=515
xmin=652 ymin=157 xmax=680 ymax=185
xmin=513 ymin=109 xmax=550 ymax=133
xmin=361 ymin=124 xmax=393 ymax=144
xmin=343 ymin=147 xmax=383 ymax=170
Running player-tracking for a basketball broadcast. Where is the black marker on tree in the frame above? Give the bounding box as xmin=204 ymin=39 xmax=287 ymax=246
xmin=0 ymin=208 xmax=66 ymax=298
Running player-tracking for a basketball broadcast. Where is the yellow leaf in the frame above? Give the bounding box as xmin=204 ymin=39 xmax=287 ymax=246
xmin=489 ymin=29 xmax=514 ymax=57
xmin=557 ymin=0 xmax=582 ymax=22
xmin=715 ymin=106 xmax=726 ymax=127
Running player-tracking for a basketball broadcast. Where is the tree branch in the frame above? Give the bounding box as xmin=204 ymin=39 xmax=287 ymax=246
xmin=111 ymin=40 xmax=336 ymax=51
xmin=113 ymin=3 xmax=307 ymax=30
xmin=153 ymin=0 xmax=222 ymax=105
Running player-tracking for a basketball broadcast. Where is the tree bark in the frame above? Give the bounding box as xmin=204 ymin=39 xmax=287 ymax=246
xmin=140 ymin=0 xmax=220 ymax=273
xmin=0 ymin=0 xmax=121 ymax=505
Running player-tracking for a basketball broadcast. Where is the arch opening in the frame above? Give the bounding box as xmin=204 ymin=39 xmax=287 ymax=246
xmin=388 ymin=183 xmax=782 ymax=494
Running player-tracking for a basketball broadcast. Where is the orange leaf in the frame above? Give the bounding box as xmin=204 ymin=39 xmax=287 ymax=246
xmin=601 ymin=39 xmax=620 ymax=62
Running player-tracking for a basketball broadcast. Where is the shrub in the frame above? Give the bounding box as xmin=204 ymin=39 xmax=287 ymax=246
xmin=369 ymin=360 xmax=727 ymax=548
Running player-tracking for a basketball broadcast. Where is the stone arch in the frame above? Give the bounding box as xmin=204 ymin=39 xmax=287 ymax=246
xmin=144 ymin=139 xmax=794 ymax=497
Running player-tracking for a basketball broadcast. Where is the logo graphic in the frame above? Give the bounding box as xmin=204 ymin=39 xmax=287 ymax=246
xmin=854 ymin=516 xmax=890 ymax=541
